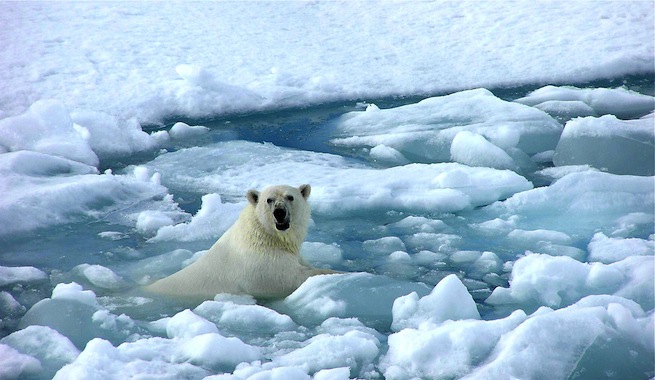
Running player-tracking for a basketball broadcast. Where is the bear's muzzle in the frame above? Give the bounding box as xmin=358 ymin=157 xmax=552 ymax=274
xmin=273 ymin=207 xmax=290 ymax=231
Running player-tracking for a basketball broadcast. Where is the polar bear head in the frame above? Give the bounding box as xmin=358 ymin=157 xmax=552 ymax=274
xmin=246 ymin=184 xmax=311 ymax=236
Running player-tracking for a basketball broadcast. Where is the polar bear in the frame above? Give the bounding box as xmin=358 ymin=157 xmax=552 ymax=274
xmin=145 ymin=184 xmax=336 ymax=300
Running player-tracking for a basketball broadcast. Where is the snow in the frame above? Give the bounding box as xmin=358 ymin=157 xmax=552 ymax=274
xmin=0 ymin=1 xmax=653 ymax=379
xmin=1 ymin=2 xmax=652 ymax=123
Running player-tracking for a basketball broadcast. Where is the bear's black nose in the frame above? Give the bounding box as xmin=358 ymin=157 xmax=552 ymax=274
xmin=273 ymin=208 xmax=287 ymax=223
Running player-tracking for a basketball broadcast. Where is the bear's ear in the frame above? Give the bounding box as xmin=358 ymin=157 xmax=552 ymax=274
xmin=246 ymin=189 xmax=259 ymax=205
xmin=299 ymin=184 xmax=311 ymax=200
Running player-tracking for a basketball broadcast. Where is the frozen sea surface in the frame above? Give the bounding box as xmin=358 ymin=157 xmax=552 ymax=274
xmin=1 ymin=80 xmax=653 ymax=380
xmin=1 ymin=2 xmax=654 ymax=380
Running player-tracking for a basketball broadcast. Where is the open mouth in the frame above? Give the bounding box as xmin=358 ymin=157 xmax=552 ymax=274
xmin=275 ymin=221 xmax=290 ymax=231
xmin=273 ymin=207 xmax=290 ymax=231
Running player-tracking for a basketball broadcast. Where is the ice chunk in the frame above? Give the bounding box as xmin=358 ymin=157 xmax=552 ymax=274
xmin=20 ymin=298 xmax=99 ymax=350
xmin=169 ymin=121 xmax=210 ymax=139
xmin=272 ymin=330 xmax=379 ymax=375
xmin=194 ymin=299 xmax=296 ymax=334
xmin=136 ymin=210 xmax=175 ymax=235
xmin=515 ymin=85 xmax=655 ymax=120
xmin=53 ymin=338 xmax=209 ymax=380
xmin=144 ymin=141 xmax=533 ymax=216
xmin=0 ymin=152 xmax=171 ymax=237
xmin=0 ymin=100 xmax=99 ymax=166
xmin=588 ymin=232 xmax=654 ymax=264
xmin=0 ymin=343 xmax=42 ymax=379
xmin=450 ymin=131 xmax=516 ymax=170
xmin=392 ymin=274 xmax=480 ymax=331
xmin=277 ymin=273 xmax=430 ymax=329
xmin=381 ymin=310 xmax=527 ymax=380
xmin=485 ymin=253 xmax=653 ymax=311
xmin=172 ymin=332 xmax=261 ymax=371
xmin=52 ymin=282 xmax=99 ymax=308
xmin=530 ymin=100 xmax=597 ymax=123
xmin=332 ymin=89 xmax=562 ymax=163
xmin=301 ymin=242 xmax=344 ymax=266
xmin=313 ymin=367 xmax=351 ymax=380
xmin=482 ymin=170 xmax=654 ymax=237
xmin=0 ymin=266 xmax=47 ymax=286
xmin=150 ymin=193 xmax=243 ymax=242
xmin=553 ymin=114 xmax=654 ymax=175
xmin=465 ymin=299 xmax=653 ymax=380
xmin=0 ymin=325 xmax=79 ymax=379
xmin=369 ymin=144 xmax=410 ymax=165
xmin=166 ymin=309 xmax=218 ymax=339
xmin=74 ymin=264 xmax=126 ymax=290
xmin=71 ymin=110 xmax=158 ymax=160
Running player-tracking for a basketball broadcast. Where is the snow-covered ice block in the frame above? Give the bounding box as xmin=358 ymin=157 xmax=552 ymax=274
xmin=20 ymin=283 xmax=144 ymax=350
xmin=136 ymin=210 xmax=175 ymax=235
xmin=272 ymin=330 xmax=379 ymax=376
xmin=515 ymin=85 xmax=655 ymax=120
xmin=588 ymin=232 xmax=654 ymax=264
xmin=144 ymin=140 xmax=533 ymax=216
xmin=485 ymin=253 xmax=654 ymax=311
xmin=71 ymin=110 xmax=158 ymax=160
xmin=392 ymin=274 xmax=480 ymax=331
xmin=381 ymin=310 xmax=527 ymax=380
xmin=194 ymin=298 xmax=296 ymax=334
xmin=481 ymin=170 xmax=654 ymax=237
xmin=72 ymin=264 xmax=127 ymax=290
xmin=149 ymin=193 xmax=243 ymax=242
xmin=0 ymin=151 xmax=172 ymax=237
xmin=301 ymin=242 xmax=344 ymax=267
xmin=53 ymin=338 xmax=208 ymax=380
xmin=332 ymin=89 xmax=562 ymax=163
xmin=0 ymin=325 xmax=79 ymax=379
xmin=553 ymin=114 xmax=654 ymax=175
xmin=171 ymin=332 xmax=261 ymax=371
xmin=166 ymin=309 xmax=218 ymax=339
xmin=276 ymin=273 xmax=430 ymax=329
xmin=0 ymin=266 xmax=48 ymax=286
xmin=0 ymin=343 xmax=42 ymax=379
xmin=168 ymin=121 xmax=210 ymax=140
xmin=450 ymin=131 xmax=516 ymax=170
xmin=0 ymin=100 xmax=99 ymax=167
xmin=464 ymin=298 xmax=654 ymax=380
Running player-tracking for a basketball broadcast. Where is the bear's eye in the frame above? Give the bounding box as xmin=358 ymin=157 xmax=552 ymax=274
xmin=266 ymin=198 xmax=274 ymax=204
xmin=286 ymin=195 xmax=294 ymax=202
